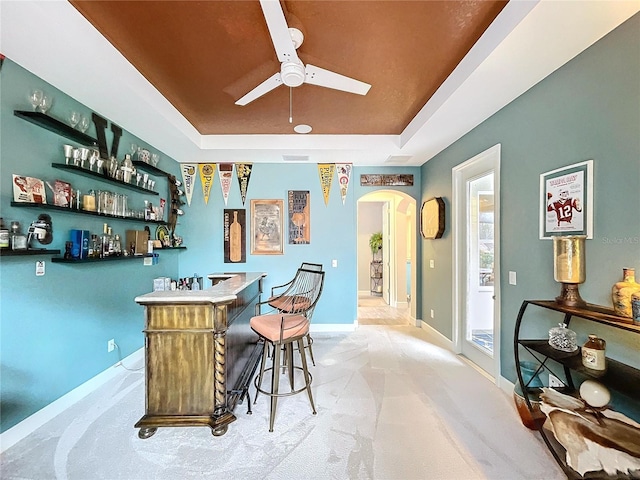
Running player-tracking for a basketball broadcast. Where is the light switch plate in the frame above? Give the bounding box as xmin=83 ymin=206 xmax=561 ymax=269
xmin=509 ymin=271 xmax=517 ymax=285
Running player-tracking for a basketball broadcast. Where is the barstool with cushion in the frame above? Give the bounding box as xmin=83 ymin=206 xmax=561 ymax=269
xmin=258 ymin=265 xmax=325 ymax=365
xmin=250 ymin=313 xmax=316 ymax=432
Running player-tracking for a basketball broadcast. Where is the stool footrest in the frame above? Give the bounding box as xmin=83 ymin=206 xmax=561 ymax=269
xmin=254 ymin=366 xmax=313 ymax=398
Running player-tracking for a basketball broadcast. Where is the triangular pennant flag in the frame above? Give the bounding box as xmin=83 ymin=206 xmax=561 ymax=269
xmin=180 ymin=164 xmax=197 ymax=206
xmin=336 ymin=163 xmax=352 ymax=205
xmin=235 ymin=163 xmax=253 ymax=205
xmin=218 ymin=163 xmax=234 ymax=206
xmin=317 ymin=164 xmax=335 ymax=206
xmin=199 ymin=163 xmax=216 ymax=205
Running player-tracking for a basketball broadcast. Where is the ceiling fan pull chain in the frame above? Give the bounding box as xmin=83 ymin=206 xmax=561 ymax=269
xmin=289 ymin=87 xmax=293 ymax=124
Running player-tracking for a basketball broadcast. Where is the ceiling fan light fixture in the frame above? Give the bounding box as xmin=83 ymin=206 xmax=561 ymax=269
xmin=288 ymin=27 xmax=304 ymax=50
xmin=281 ymin=61 xmax=305 ymax=87
xmin=294 ymin=124 xmax=312 ymax=134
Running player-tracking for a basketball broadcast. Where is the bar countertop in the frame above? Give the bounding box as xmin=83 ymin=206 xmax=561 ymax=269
xmin=134 ymin=272 xmax=266 ymax=304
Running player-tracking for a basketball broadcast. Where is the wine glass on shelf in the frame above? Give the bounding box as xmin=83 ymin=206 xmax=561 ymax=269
xmin=129 ymin=143 xmax=138 ymax=161
xmin=38 ymin=94 xmax=53 ymax=115
xmin=29 ymin=89 xmax=43 ymax=111
xmin=77 ymin=115 xmax=90 ymax=133
xmin=68 ymin=110 xmax=80 ymax=128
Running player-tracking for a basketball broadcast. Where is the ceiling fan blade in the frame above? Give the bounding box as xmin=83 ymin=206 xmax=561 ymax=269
xmin=235 ymin=73 xmax=282 ymax=106
xmin=304 ymin=64 xmax=371 ymax=96
xmin=260 ymin=0 xmax=299 ymax=63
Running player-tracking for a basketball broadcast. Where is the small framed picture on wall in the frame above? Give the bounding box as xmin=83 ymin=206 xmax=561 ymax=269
xmin=250 ymin=199 xmax=284 ymax=255
xmin=539 ymin=160 xmax=593 ymax=239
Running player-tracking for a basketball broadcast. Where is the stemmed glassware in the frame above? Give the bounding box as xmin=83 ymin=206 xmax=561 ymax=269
xmin=77 ymin=115 xmax=90 ymax=133
xmin=38 ymin=94 xmax=53 ymax=114
xmin=29 ymin=89 xmax=44 ymax=111
xmin=68 ymin=111 xmax=80 ymax=128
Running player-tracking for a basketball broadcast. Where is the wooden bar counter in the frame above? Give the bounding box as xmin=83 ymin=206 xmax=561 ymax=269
xmin=134 ymin=272 xmax=265 ymax=438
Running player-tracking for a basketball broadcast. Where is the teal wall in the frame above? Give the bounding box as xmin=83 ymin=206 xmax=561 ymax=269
xmin=0 ymin=60 xmax=181 ymax=432
xmin=177 ymin=163 xmax=421 ymax=327
xmin=420 ymin=14 xmax=640 ymax=386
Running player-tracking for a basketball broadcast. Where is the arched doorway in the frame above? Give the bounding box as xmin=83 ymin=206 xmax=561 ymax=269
xmin=357 ymin=190 xmax=417 ymax=325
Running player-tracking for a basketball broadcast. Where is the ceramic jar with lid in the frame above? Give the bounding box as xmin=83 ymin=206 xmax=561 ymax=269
xmin=582 ymin=334 xmax=606 ymax=372
xmin=612 ymin=267 xmax=640 ymax=318
xmin=548 ymin=323 xmax=578 ymax=353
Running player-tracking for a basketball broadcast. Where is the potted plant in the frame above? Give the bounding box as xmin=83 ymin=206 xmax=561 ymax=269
xmin=369 ymin=232 xmax=382 ymax=260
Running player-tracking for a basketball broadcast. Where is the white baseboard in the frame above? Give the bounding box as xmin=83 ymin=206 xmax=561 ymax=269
xmin=418 ymin=321 xmax=513 ymax=392
xmin=0 ymin=348 xmax=143 ymax=453
xmin=311 ymin=323 xmax=357 ymax=333
xmin=419 ymin=320 xmax=454 ymax=350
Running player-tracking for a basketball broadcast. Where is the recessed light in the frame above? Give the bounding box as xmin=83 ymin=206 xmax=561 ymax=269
xmin=294 ymin=124 xmax=312 ymax=134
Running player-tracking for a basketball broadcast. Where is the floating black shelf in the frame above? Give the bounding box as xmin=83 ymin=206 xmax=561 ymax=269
xmin=52 ymin=254 xmax=153 ymax=264
xmin=51 ymin=163 xmax=159 ymax=195
xmin=10 ymin=202 xmax=168 ymax=225
xmin=133 ymin=160 xmax=169 ymax=177
xmin=14 ymin=110 xmax=97 ymax=147
xmin=0 ymin=248 xmax=61 ymax=257
xmin=154 ymin=247 xmax=187 ymax=251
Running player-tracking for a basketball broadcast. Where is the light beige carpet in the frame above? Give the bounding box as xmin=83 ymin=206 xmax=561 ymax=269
xmin=0 ymin=326 xmax=563 ymax=480
xmin=358 ymin=295 xmax=410 ymax=326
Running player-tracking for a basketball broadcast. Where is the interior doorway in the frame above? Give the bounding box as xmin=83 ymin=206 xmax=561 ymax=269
xmin=356 ymin=190 xmax=417 ymax=325
xmin=452 ymin=144 xmax=501 ymax=380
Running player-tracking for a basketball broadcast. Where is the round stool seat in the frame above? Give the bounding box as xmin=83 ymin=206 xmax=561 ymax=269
xmin=250 ymin=314 xmax=309 ymax=343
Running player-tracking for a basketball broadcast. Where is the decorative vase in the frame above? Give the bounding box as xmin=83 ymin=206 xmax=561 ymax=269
xmin=553 ymin=235 xmax=587 ymax=307
xmin=611 ymin=268 xmax=640 ymax=318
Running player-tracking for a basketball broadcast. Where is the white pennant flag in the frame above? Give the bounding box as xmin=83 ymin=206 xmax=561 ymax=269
xmin=180 ymin=164 xmax=197 ymax=206
xmin=218 ymin=163 xmax=234 ymax=205
xmin=336 ymin=163 xmax=352 ymax=205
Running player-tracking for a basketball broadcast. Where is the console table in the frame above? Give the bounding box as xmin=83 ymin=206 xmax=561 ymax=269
xmin=514 ymin=300 xmax=640 ymax=479
xmin=134 ymin=272 xmax=265 ymax=438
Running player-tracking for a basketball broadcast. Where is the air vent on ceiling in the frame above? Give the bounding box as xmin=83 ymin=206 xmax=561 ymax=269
xmin=385 ymin=155 xmax=413 ymax=164
xmin=282 ymin=155 xmax=309 ymax=162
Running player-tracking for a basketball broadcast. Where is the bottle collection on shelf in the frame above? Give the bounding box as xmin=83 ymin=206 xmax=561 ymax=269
xmin=0 ymin=215 xmax=53 ymax=251
xmin=64 ymin=223 xmax=151 ymax=260
xmin=153 ymin=274 xmax=203 ymax=292
xmin=62 ymin=145 xmax=157 ymax=191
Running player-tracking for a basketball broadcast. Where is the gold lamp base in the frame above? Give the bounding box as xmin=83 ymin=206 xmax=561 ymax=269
xmin=555 ymin=283 xmax=587 ymax=308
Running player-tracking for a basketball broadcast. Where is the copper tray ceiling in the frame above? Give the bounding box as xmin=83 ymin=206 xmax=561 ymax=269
xmin=70 ymin=1 xmax=507 ymax=136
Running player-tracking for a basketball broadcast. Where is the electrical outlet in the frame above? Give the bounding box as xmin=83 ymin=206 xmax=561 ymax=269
xmin=430 ymin=309 xmax=434 ymax=319
xmin=107 ymin=339 xmax=116 ymax=353
xmin=548 ymin=373 xmax=563 ymax=388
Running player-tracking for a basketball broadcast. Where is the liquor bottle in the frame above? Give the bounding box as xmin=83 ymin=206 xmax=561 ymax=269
xmin=0 ymin=218 xmax=9 ymax=249
xmin=10 ymin=221 xmax=28 ymax=250
xmin=113 ymin=234 xmax=122 ymax=256
xmin=582 ymin=335 xmax=606 ymax=372
xmin=100 ymin=223 xmax=110 ymax=258
xmin=88 ymin=234 xmax=95 ymax=258
xmin=107 ymin=227 xmax=115 ymax=256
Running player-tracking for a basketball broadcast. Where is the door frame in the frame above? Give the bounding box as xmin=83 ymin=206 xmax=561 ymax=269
xmin=452 ymin=144 xmax=501 ymax=380
xmin=357 ymin=190 xmax=417 ymax=321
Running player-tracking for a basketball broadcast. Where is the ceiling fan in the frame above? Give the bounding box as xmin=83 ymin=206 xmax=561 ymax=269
xmin=235 ymin=0 xmax=372 ymax=106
